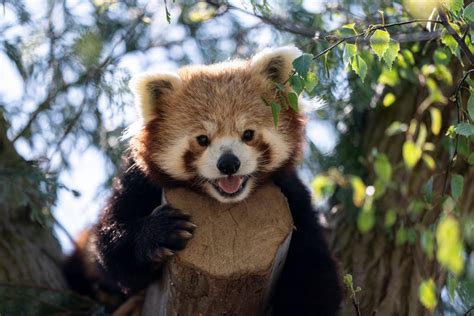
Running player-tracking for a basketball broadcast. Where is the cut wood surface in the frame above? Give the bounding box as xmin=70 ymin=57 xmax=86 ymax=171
xmin=142 ymin=184 xmax=293 ymax=316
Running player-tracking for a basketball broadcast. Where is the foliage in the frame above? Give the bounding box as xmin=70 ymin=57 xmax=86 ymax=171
xmin=1 ymin=0 xmax=474 ymax=314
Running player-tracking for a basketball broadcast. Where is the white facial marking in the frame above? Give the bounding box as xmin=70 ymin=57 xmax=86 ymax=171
xmin=197 ymin=137 xmax=258 ymax=179
xmin=261 ymin=128 xmax=291 ymax=170
xmin=155 ymin=137 xmax=192 ymax=180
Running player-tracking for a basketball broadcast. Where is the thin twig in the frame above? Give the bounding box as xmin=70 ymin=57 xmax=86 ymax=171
xmin=465 ymin=305 xmax=474 ymax=316
xmin=313 ymin=19 xmax=443 ymax=60
xmin=441 ymin=69 xmax=474 ymax=196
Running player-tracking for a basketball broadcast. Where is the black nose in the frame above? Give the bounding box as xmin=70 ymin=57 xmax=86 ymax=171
xmin=217 ymin=153 xmax=240 ymax=175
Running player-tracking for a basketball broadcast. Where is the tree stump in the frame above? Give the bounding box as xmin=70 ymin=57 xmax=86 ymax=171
xmin=142 ymin=184 xmax=293 ymax=316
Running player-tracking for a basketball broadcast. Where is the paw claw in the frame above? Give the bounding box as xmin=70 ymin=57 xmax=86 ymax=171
xmin=177 ymin=230 xmax=193 ymax=240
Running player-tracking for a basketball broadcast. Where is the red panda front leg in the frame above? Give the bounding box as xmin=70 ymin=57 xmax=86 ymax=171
xmin=93 ymin=163 xmax=195 ymax=294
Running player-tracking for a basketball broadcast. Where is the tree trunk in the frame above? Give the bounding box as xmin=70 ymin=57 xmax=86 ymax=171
xmin=330 ymin=72 xmax=474 ymax=315
xmin=142 ymin=185 xmax=293 ymax=316
xmin=0 ymin=114 xmax=66 ymax=313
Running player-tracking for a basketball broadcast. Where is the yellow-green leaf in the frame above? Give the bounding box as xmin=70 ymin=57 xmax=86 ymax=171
xmin=383 ymin=93 xmax=396 ymax=107
xmin=419 ymin=279 xmax=437 ymax=311
xmin=351 ymin=55 xmax=367 ymax=82
xmin=429 ymin=108 xmax=442 ymax=135
xmin=358 ymin=209 xmax=375 ymax=233
xmin=311 ymin=175 xmax=335 ymax=200
xmin=370 ymin=29 xmax=390 ymax=60
xmin=422 ymin=154 xmax=436 ymax=170
xmin=351 ymin=176 xmax=366 ymax=208
xmin=343 ymin=43 xmax=357 ymax=65
xmin=383 ymin=40 xmax=400 ymax=70
xmin=403 ymin=140 xmax=422 ymax=169
xmin=305 ymin=71 xmax=318 ymax=94
xmin=436 ymin=216 xmax=464 ymax=276
xmin=441 ymin=24 xmax=460 ymax=54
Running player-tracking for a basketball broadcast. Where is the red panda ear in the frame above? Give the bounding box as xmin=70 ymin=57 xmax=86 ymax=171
xmin=129 ymin=72 xmax=182 ymax=123
xmin=251 ymin=46 xmax=302 ymax=84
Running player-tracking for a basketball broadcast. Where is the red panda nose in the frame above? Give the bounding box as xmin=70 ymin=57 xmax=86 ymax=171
xmin=217 ymin=153 xmax=241 ymax=175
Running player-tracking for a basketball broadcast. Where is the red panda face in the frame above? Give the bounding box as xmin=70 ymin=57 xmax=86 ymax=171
xmin=130 ymin=47 xmax=305 ymax=203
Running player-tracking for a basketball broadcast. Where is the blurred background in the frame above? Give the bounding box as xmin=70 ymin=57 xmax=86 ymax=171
xmin=1 ymin=0 xmax=473 ymax=315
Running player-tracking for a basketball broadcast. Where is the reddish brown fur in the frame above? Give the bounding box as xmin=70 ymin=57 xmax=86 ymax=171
xmin=131 ymin=60 xmax=305 ymax=188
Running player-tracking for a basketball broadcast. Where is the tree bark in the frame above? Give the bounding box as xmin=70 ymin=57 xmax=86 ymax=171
xmin=329 ymin=72 xmax=474 ymax=315
xmin=142 ymin=185 xmax=293 ymax=316
xmin=0 ymin=114 xmax=66 ymax=312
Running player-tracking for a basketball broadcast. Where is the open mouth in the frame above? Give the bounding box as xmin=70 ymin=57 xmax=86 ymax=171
xmin=211 ymin=175 xmax=250 ymax=197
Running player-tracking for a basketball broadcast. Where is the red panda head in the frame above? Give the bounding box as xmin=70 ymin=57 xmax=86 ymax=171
xmin=129 ymin=46 xmax=305 ymax=203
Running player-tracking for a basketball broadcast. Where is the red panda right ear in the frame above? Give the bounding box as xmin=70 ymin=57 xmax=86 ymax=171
xmin=129 ymin=72 xmax=182 ymax=123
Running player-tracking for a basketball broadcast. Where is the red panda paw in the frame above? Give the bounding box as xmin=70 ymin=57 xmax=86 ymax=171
xmin=143 ymin=204 xmax=196 ymax=263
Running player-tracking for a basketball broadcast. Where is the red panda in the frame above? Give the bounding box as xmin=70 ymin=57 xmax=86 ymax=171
xmin=63 ymin=47 xmax=343 ymax=315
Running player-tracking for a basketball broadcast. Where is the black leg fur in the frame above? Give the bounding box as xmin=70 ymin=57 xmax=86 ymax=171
xmin=94 ymin=161 xmax=194 ymax=293
xmin=271 ymin=171 xmax=343 ymax=316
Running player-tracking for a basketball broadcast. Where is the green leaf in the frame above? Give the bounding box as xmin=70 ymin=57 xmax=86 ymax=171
xmin=433 ymin=48 xmax=451 ymax=65
xmin=271 ymin=102 xmax=281 ymax=128
xmin=289 ymin=74 xmax=304 ymax=94
xmin=403 ymin=140 xmax=422 ymax=169
xmin=287 ymin=92 xmax=298 ymax=112
xmin=342 ymin=23 xmax=356 ymax=31
xmin=454 ymin=123 xmax=474 ymax=136
xmin=443 ymin=0 xmax=463 ymax=14
xmin=358 ymin=210 xmax=375 ymax=233
xmin=465 ymin=3 xmax=474 ymax=22
xmin=468 ymin=93 xmax=474 ymax=121
xmin=419 ymin=279 xmax=437 ymax=311
xmin=396 ymin=227 xmax=408 ymax=246
xmin=293 ymin=53 xmax=314 ymax=79
xmin=383 ymin=93 xmax=396 ymax=107
xmin=305 ymin=72 xmax=318 ymax=94
xmin=382 ymin=40 xmax=400 ymax=69
xmin=343 ymin=43 xmax=357 ymax=65
xmin=443 ymin=196 xmax=456 ymax=213
xmin=451 ymin=174 xmax=464 ymax=200
xmin=423 ymin=177 xmax=433 ymax=203
xmin=385 ymin=121 xmax=407 ymax=136
xmin=384 ymin=209 xmax=397 ymax=228
xmin=447 ymin=274 xmax=457 ymax=302
xmin=374 ymin=154 xmax=392 ymax=183
xmin=421 ymin=230 xmax=434 ymax=259
xmin=441 ymin=24 xmax=461 ymax=55
xmin=468 ymin=152 xmax=474 ymax=165
xmin=311 ymin=175 xmax=335 ymax=199
xmin=351 ymin=55 xmax=367 ymax=82
xmin=370 ymin=29 xmax=390 ymax=60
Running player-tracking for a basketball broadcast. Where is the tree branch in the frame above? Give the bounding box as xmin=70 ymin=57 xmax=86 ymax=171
xmin=205 ymin=0 xmax=317 ymax=38
xmin=438 ymin=9 xmax=474 ymax=66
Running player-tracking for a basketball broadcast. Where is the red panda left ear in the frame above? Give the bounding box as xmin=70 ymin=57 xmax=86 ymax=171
xmin=250 ymin=46 xmax=302 ymax=84
xmin=129 ymin=72 xmax=182 ymax=123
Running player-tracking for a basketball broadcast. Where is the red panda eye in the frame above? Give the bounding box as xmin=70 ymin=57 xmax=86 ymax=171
xmin=196 ymin=135 xmax=210 ymax=147
xmin=242 ymin=130 xmax=254 ymax=142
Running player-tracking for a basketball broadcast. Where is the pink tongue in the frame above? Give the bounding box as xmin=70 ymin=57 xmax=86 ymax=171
xmin=218 ymin=176 xmax=243 ymax=194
